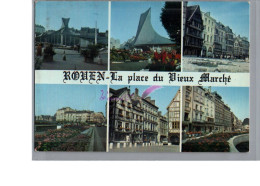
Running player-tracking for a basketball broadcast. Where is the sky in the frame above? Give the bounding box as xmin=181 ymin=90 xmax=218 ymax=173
xmin=189 ymin=1 xmax=249 ymax=38
xmin=35 ymin=1 xmax=108 ymax=32
xmin=35 ymin=84 xmax=107 ymax=116
xmin=110 ymin=85 xmax=180 ymax=115
xmin=111 ymin=1 xmax=171 ymax=43
xmin=209 ymin=86 xmax=249 ymax=121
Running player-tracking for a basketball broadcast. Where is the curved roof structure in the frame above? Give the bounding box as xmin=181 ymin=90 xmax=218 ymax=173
xmin=133 ymin=8 xmax=175 ymax=47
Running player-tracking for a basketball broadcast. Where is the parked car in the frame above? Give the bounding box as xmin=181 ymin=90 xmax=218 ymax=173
xmin=162 ymin=138 xmax=168 ymax=145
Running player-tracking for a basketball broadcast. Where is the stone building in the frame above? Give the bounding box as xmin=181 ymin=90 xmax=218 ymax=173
xmin=109 ymin=87 xmax=161 ymax=144
xmin=110 ymin=38 xmax=121 ymax=49
xmin=204 ymin=88 xmax=215 ymax=132
xmin=201 ymin=12 xmax=215 ymax=57
xmin=36 ymin=18 xmax=108 ymax=47
xmin=223 ymin=104 xmax=232 ymax=131
xmin=132 ymin=100 xmax=144 ymax=143
xmin=35 ymin=115 xmax=55 ymax=122
xmin=137 ymin=96 xmax=159 ymax=143
xmin=55 ymin=107 xmax=105 ymax=124
xmin=157 ymin=112 xmax=168 ymax=142
xmin=183 ymin=4 xmax=204 ymax=56
xmin=181 ymin=86 xmax=238 ymax=134
xmin=109 ymin=88 xmax=134 ymax=143
xmin=241 ymin=37 xmax=249 ymax=59
xmin=167 ymin=89 xmax=181 ymax=144
xmin=192 ymin=86 xmax=206 ymax=131
xmin=35 ymin=24 xmax=45 ymax=36
xmin=211 ymin=92 xmax=225 ymax=132
xmin=225 ymin=26 xmax=234 ymax=58
xmin=182 ymin=86 xmax=193 ymax=132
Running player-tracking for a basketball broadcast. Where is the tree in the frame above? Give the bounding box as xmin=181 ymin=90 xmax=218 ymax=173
xmin=160 ymin=2 xmax=182 ymax=46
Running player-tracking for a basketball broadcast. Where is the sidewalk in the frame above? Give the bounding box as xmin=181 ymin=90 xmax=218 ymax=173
xmin=109 ymin=145 xmax=180 ymax=152
xmin=38 ymin=48 xmax=107 ymax=70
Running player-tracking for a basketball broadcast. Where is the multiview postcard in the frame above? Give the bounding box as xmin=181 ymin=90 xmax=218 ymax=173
xmin=33 ymin=1 xmax=250 ymax=156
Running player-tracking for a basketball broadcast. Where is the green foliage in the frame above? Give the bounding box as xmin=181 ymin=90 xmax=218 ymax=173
xmin=35 ymin=57 xmax=42 ymax=70
xmin=81 ymin=44 xmax=100 ymax=59
xmin=160 ymin=2 xmax=182 ymax=46
xmin=182 ymin=132 xmax=248 ymax=152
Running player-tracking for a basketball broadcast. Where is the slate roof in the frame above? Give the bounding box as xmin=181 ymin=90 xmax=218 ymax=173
xmin=133 ymin=8 xmax=175 ymax=46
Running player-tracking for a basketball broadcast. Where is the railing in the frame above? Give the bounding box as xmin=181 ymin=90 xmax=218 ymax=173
xmin=186 ymin=86 xmax=192 ymax=91
xmin=185 ymin=96 xmax=191 ymax=101
xmin=184 ymin=117 xmax=190 ymax=122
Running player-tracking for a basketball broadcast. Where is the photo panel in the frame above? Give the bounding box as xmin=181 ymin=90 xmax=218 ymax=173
xmin=181 ymin=86 xmax=249 ymax=152
xmin=108 ymin=85 xmax=181 ymax=152
xmin=34 ymin=1 xmax=109 ymax=70
xmin=110 ymin=1 xmax=182 ymax=71
xmin=34 ymin=84 xmax=108 ymax=152
xmin=182 ymin=1 xmax=250 ymax=72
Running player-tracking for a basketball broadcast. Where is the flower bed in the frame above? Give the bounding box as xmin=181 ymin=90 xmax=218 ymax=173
xmin=34 ymin=125 xmax=91 ymax=151
xmin=182 ymin=132 xmax=248 ymax=152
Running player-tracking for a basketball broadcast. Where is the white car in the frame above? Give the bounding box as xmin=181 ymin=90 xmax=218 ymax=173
xmin=162 ymin=138 xmax=168 ymax=145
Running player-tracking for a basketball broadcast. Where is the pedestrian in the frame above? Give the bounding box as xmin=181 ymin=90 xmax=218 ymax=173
xmin=36 ymin=43 xmax=42 ymax=56
xmin=63 ymin=50 xmax=66 ymax=61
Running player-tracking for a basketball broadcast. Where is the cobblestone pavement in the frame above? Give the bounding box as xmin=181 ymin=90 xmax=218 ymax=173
xmin=109 ymin=145 xmax=180 ymax=152
xmin=183 ymin=57 xmax=249 ymax=72
xmin=39 ymin=48 xmax=107 ymax=70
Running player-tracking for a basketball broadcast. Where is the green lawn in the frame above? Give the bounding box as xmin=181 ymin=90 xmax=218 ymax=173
xmin=110 ymin=61 xmax=149 ymax=71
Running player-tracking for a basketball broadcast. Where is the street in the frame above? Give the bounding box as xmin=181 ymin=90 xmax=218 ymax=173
xmin=109 ymin=145 xmax=180 ymax=152
xmin=38 ymin=48 xmax=107 ymax=70
xmin=82 ymin=126 xmax=106 ymax=151
xmin=183 ymin=56 xmax=249 ymax=72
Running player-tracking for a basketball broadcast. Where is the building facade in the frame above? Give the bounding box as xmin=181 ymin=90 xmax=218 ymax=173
xmin=204 ymin=88 xmax=215 ymax=132
xmin=167 ymin=89 xmax=181 ymax=144
xmin=35 ymin=115 xmax=55 ymax=122
xmin=225 ymin=26 xmax=234 ymax=58
xmin=183 ymin=4 xmax=204 ymax=56
xmin=181 ymin=86 xmax=239 ymax=135
xmin=35 ymin=24 xmax=45 ymax=36
xmin=157 ymin=112 xmax=168 ymax=142
xmin=109 ymin=88 xmax=134 ymax=143
xmin=109 ymin=87 xmax=161 ymax=144
xmin=36 ymin=18 xmax=108 ymax=47
xmin=201 ymin=12 xmax=215 ymax=57
xmin=55 ymin=107 xmax=105 ymax=124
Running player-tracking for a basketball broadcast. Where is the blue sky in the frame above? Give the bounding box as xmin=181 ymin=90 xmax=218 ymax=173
xmin=35 ymin=84 xmax=107 ymax=116
xmin=111 ymin=1 xmax=170 ymax=43
xmin=209 ymin=87 xmax=249 ymax=121
xmin=35 ymin=1 xmax=108 ymax=32
xmin=110 ymin=85 xmax=180 ymax=115
xmin=189 ymin=1 xmax=249 ymax=38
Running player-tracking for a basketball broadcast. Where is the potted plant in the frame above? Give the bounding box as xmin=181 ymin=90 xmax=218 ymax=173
xmin=43 ymin=44 xmax=56 ymax=62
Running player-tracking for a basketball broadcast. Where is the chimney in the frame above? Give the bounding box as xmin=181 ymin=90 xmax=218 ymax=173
xmin=145 ymin=97 xmax=151 ymax=102
xmin=135 ymin=88 xmax=139 ymax=97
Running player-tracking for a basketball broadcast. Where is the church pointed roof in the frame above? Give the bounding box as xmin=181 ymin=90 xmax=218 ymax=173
xmin=61 ymin=18 xmax=70 ymax=29
xmin=133 ymin=8 xmax=175 ymax=47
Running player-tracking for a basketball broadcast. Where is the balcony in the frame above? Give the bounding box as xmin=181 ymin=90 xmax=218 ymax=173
xmin=193 ymin=119 xmax=204 ymax=123
xmin=117 ymin=127 xmax=125 ymax=132
xmin=186 ymin=86 xmax=192 ymax=91
xmin=194 ymin=109 xmax=204 ymax=113
xmin=185 ymin=95 xmax=191 ymax=101
xmin=185 ymin=107 xmax=191 ymax=112
xmin=184 ymin=117 xmax=190 ymax=122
